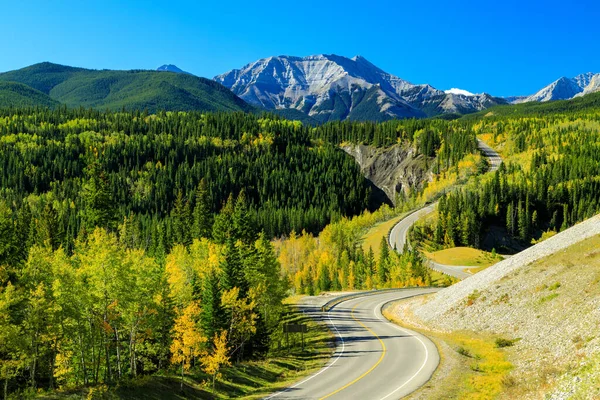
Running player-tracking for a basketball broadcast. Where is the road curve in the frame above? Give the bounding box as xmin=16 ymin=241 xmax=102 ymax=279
xmin=388 ymin=139 xmax=503 ymax=279
xmin=265 ymin=289 xmax=440 ymax=400
xmin=477 ymin=139 xmax=502 ymax=172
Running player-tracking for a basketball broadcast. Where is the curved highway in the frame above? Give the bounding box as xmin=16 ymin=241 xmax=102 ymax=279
xmin=265 ymin=289 xmax=439 ymax=400
xmin=389 ymin=139 xmax=502 ymax=279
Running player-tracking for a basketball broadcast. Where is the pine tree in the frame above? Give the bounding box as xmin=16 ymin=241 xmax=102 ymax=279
xmin=171 ymin=190 xmax=191 ymax=246
xmin=221 ymin=239 xmax=247 ymax=296
xmin=200 ymin=267 xmax=225 ymax=346
xmin=212 ymin=194 xmax=235 ymax=244
xmin=192 ymin=179 xmax=213 ymax=240
xmin=38 ymin=203 xmax=60 ymax=250
xmin=233 ymin=190 xmax=256 ymax=244
xmin=80 ymin=161 xmax=115 ymax=232
xmin=377 ymin=236 xmax=390 ymax=285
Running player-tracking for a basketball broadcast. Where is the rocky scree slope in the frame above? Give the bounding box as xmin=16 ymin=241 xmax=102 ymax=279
xmin=397 ymin=214 xmax=600 ymax=398
xmin=215 ymin=54 xmax=505 ymax=122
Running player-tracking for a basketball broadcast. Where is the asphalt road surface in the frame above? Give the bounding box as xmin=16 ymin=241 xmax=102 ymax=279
xmin=265 ymin=289 xmax=439 ymax=400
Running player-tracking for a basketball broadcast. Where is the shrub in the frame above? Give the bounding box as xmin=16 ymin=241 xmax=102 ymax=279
xmin=466 ymin=290 xmax=481 ymax=306
xmin=457 ymin=346 xmax=472 ymax=357
xmin=549 ymin=282 xmax=561 ymax=291
xmin=495 ymin=338 xmax=517 ymax=348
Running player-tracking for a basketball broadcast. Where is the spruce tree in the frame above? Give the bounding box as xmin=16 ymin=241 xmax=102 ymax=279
xmin=192 ymin=179 xmax=213 ymax=240
xmin=212 ymin=194 xmax=235 ymax=244
xmin=378 ymin=236 xmax=390 ymax=285
xmin=81 ymin=161 xmax=115 ymax=232
xmin=171 ymin=190 xmax=191 ymax=246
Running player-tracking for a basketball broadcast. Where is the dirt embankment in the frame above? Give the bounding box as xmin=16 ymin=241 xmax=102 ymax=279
xmin=389 ymin=214 xmax=600 ymax=399
xmin=342 ymin=144 xmax=433 ymax=205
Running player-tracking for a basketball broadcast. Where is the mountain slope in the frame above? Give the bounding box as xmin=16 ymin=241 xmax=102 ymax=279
xmin=522 ymin=76 xmax=584 ymax=102
xmin=0 ymin=81 xmax=60 ymax=108
xmin=516 ymin=72 xmax=600 ymax=103
xmin=216 ymin=54 xmax=504 ymax=122
xmin=0 ymin=62 xmax=252 ymax=113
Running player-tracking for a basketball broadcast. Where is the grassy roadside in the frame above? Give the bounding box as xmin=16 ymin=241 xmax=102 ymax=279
xmin=360 ymin=213 xmax=407 ymax=258
xmin=382 ymin=302 xmax=513 ymax=400
xmin=37 ymin=304 xmax=333 ymax=400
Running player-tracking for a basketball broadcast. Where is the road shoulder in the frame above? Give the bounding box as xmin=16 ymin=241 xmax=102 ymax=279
xmin=382 ymin=296 xmax=512 ymax=399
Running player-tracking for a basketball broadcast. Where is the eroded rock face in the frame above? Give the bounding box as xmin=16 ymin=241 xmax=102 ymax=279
xmin=342 ymin=143 xmax=432 ymax=205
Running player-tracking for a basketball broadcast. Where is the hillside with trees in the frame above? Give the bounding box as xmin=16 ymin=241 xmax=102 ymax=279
xmin=411 ymin=107 xmax=600 ymax=253
xmin=0 ymin=82 xmax=59 ymax=108
xmin=0 ymin=63 xmax=253 ymax=113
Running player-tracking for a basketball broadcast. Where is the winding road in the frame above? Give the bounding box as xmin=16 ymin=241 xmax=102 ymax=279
xmin=388 ymin=139 xmax=503 ymax=279
xmin=265 ymin=289 xmax=439 ymax=400
xmin=265 ymin=140 xmax=502 ymax=400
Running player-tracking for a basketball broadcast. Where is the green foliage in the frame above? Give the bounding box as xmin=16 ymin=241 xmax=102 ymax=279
xmin=539 ymin=293 xmax=560 ymax=304
xmin=0 ymin=109 xmax=375 ymax=248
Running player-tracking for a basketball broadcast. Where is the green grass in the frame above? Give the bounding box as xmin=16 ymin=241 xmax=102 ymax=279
xmin=36 ymin=305 xmax=332 ymax=400
xmin=538 ymin=293 xmax=559 ymax=304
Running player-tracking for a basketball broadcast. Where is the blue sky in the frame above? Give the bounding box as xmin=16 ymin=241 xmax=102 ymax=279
xmin=1 ymin=0 xmax=599 ymax=96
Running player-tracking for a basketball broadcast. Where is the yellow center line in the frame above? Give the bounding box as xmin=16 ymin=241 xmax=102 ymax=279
xmin=319 ymin=302 xmax=386 ymax=400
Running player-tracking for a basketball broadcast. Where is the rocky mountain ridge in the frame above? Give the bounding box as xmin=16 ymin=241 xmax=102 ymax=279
xmin=215 ymin=54 xmax=506 ymax=122
xmin=514 ymin=72 xmax=600 ymax=103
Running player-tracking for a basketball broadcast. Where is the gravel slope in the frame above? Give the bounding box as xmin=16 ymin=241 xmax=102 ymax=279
xmin=414 ymin=214 xmax=600 ymax=323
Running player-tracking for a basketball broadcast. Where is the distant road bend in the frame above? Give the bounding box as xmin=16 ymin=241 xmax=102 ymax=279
xmin=389 ymin=139 xmax=503 ymax=279
xmin=265 ymin=289 xmax=439 ymax=400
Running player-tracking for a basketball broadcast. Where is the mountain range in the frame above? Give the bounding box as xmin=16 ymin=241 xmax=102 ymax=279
xmin=215 ymin=54 xmax=506 ymax=122
xmin=0 ymin=57 xmax=599 ymax=121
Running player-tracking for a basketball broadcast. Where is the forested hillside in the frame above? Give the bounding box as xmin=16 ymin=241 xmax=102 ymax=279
xmin=0 ymin=82 xmax=59 ymax=108
xmin=0 ymin=63 xmax=253 ymax=113
xmin=412 ymin=107 xmax=600 ymax=253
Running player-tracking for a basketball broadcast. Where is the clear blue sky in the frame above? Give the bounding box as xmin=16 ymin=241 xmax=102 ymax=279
xmin=1 ymin=0 xmax=599 ymax=96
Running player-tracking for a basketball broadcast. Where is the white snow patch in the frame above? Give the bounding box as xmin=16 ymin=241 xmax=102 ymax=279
xmin=445 ymin=88 xmax=475 ymax=96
